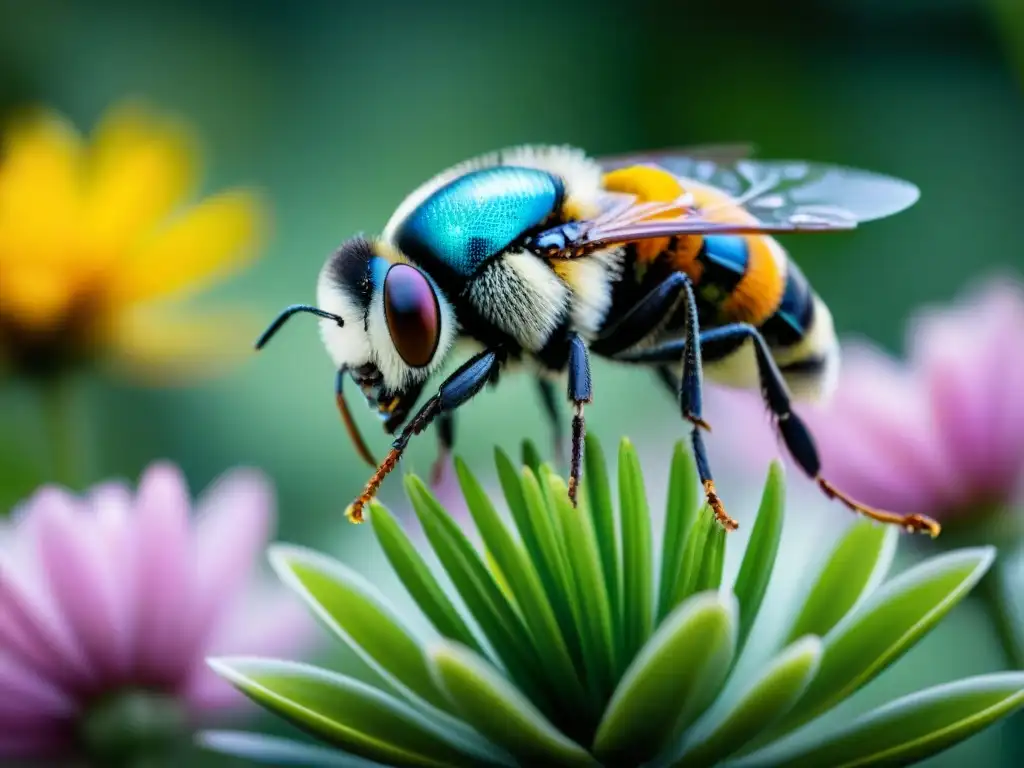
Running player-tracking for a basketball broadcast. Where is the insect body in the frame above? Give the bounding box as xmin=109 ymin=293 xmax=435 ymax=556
xmin=256 ymin=144 xmax=940 ymax=537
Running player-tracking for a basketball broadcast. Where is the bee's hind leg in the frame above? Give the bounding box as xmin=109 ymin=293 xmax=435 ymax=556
xmin=623 ymin=323 xmax=940 ymax=537
xmin=602 ymin=273 xmax=735 ymax=530
xmin=566 ymin=333 xmax=592 ymax=506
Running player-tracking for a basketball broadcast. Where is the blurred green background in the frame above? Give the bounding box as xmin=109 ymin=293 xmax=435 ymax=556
xmin=1 ymin=0 xmax=1022 ymax=764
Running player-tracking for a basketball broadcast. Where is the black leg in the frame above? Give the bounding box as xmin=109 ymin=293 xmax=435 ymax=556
xmin=590 ymin=272 xmax=692 ymax=357
xmin=567 ymin=333 xmax=593 ymax=506
xmin=535 ymin=377 xmax=565 ymax=469
xmin=430 ymin=412 xmax=455 ymax=487
xmin=346 ymin=349 xmax=503 ymax=522
xmin=592 ymin=272 xmax=732 ymax=528
xmin=618 ymin=324 xmax=941 ymax=536
xmin=591 ymin=272 xmax=709 ymax=432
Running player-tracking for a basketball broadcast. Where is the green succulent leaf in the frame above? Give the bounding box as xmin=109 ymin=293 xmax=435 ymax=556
xmin=550 ymin=472 xmax=617 ymax=702
xmin=429 ymin=641 xmax=598 ymax=768
xmin=521 ymin=439 xmax=544 ymax=479
xmin=519 ymin=467 xmax=584 ymax=670
xmin=368 ymin=502 xmax=482 ymax=654
xmin=207 ymin=658 xmax=503 ymax=767
xmin=695 ymin=522 xmax=727 ymax=593
xmin=670 ymin=635 xmax=822 ymax=767
xmin=403 ymin=476 xmax=551 ymax=710
xmin=737 ymin=672 xmax=1024 ymax=768
xmin=593 ymin=591 xmax=738 ymax=766
xmin=198 ymin=730 xmax=387 ymax=767
xmin=452 ymin=457 xmax=589 ymax=711
xmin=218 ymin=436 xmax=1024 ymax=768
xmin=583 ymin=434 xmax=621 ymax=640
xmin=785 ymin=520 xmax=898 ymax=645
xmin=657 ymin=442 xmax=700 ymax=622
xmin=771 ymin=546 xmax=996 ymax=738
xmin=669 ymin=505 xmax=715 ymax=611
xmin=618 ymin=438 xmax=654 ymax=665
xmin=267 ymin=544 xmax=452 ymax=713
xmin=732 ymin=461 xmax=785 ymax=655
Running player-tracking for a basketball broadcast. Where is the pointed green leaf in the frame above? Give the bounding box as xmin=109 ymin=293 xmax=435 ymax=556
xmin=519 ymin=467 xmax=584 ymax=670
xmin=671 ymin=636 xmax=822 ymax=767
xmin=772 ymin=546 xmax=996 ymax=737
xmin=483 ymin=548 xmax=516 ymax=606
xmin=521 ymin=439 xmax=544 ymax=479
xmin=403 ymin=476 xmax=552 ymax=709
xmin=785 ymin=520 xmax=898 ymax=644
xmin=695 ymin=523 xmax=726 ymax=593
xmin=619 ymin=438 xmax=653 ymax=664
xmin=268 ymin=544 xmax=452 ymax=713
xmin=658 ymin=442 xmax=699 ymax=621
xmin=583 ymin=434 xmax=621 ymax=640
xmin=494 ymin=448 xmax=536 ymax=553
xmin=429 ymin=641 xmax=598 ymax=768
xmin=208 ymin=658 xmax=503 ymax=768
xmin=733 ymin=461 xmax=785 ymax=655
xmin=550 ymin=472 xmax=617 ymax=702
xmin=198 ymin=730 xmax=387 ymax=766
xmin=669 ymin=507 xmax=714 ymax=611
xmin=368 ymin=502 xmax=482 ymax=655
xmin=593 ymin=592 xmax=738 ymax=766
xmin=737 ymin=673 xmax=1024 ymax=768
xmin=453 ymin=458 xmax=589 ymax=710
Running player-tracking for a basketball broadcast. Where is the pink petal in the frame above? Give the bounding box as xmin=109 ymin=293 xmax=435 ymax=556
xmin=130 ymin=462 xmax=196 ymax=687
xmin=0 ymin=651 xmax=77 ymax=719
xmin=186 ymin=468 xmax=273 ymax=654
xmin=183 ymin=586 xmax=317 ymax=715
xmin=911 ymin=277 xmax=1024 ymax=500
xmin=37 ymin=487 xmax=131 ymax=684
xmin=916 ymin=320 xmax=992 ymax=486
xmin=0 ymin=726 xmax=69 ymax=760
xmin=805 ymin=343 xmax=958 ymax=512
xmin=983 ymin=285 xmax=1024 ymax=491
xmin=87 ymin=482 xmax=137 ymax=659
xmin=0 ymin=492 xmax=94 ymax=691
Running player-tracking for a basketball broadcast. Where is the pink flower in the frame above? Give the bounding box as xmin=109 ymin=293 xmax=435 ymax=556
xmin=706 ymin=274 xmax=1024 ymax=529
xmin=0 ymin=461 xmax=315 ymax=762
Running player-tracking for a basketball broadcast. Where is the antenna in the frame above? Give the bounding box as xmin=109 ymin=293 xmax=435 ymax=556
xmin=255 ymin=305 xmax=343 ymax=350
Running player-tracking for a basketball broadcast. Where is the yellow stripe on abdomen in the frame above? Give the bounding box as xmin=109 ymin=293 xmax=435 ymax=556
xmin=720 ymin=235 xmax=787 ymax=326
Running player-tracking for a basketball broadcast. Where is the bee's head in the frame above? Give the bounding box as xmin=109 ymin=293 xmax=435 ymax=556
xmin=256 ymin=236 xmax=457 ymax=462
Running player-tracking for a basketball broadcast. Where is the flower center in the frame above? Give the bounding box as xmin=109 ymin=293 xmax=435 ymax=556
xmin=77 ymin=689 xmax=187 ymax=767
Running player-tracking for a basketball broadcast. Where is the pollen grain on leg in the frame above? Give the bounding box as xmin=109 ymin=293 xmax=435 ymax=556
xmin=688 ymin=414 xmax=713 ymax=432
xmin=703 ymin=479 xmax=739 ymax=531
xmin=817 ymin=478 xmax=941 ymax=537
xmin=347 ymin=447 xmax=402 ymax=524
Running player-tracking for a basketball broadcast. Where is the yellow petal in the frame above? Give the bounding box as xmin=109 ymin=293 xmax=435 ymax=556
xmin=81 ymin=101 xmax=198 ymax=263
xmin=0 ymin=109 xmax=83 ymax=270
xmin=0 ymin=266 xmax=78 ymax=331
xmin=107 ymin=189 xmax=267 ymax=306
xmin=103 ymin=303 xmax=263 ymax=385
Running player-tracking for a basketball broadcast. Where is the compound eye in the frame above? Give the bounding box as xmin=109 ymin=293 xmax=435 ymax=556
xmin=383 ymin=263 xmax=441 ymax=367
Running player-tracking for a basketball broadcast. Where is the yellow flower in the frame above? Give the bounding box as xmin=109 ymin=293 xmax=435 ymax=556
xmin=0 ymin=101 xmax=268 ymax=383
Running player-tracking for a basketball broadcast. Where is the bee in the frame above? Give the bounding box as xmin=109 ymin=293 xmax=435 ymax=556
xmin=255 ymin=144 xmax=940 ymax=537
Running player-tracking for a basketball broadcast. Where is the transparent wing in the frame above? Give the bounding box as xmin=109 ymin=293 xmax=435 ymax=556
xmin=596 ymin=143 xmax=755 ymax=172
xmin=552 ymin=153 xmax=921 ymax=255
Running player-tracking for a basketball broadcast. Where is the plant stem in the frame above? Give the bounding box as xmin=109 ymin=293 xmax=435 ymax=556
xmin=41 ymin=375 xmax=83 ymax=489
xmin=979 ymin=553 xmax=1024 ymax=670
